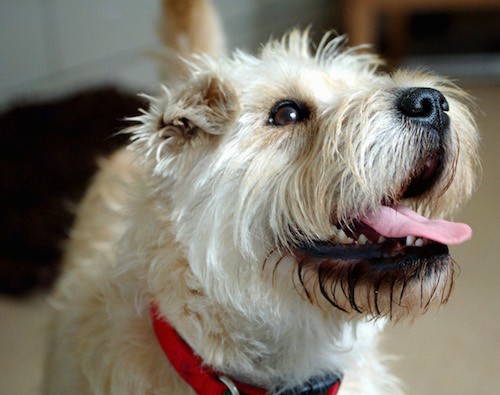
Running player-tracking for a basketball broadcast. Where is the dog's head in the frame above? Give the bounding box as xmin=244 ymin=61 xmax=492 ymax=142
xmin=130 ymin=31 xmax=479 ymax=321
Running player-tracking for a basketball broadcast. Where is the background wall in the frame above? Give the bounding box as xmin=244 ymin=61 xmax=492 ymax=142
xmin=2 ymin=0 xmax=499 ymax=109
xmin=0 ymin=0 xmax=336 ymax=109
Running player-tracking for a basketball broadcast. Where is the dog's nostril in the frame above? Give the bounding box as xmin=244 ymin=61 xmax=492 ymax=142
xmin=398 ymin=88 xmax=448 ymax=116
xmin=398 ymin=87 xmax=449 ymax=132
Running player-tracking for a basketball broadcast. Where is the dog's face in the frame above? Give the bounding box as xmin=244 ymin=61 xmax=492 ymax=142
xmin=131 ymin=32 xmax=479 ymax=321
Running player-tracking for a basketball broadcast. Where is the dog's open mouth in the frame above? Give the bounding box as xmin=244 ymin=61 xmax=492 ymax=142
xmin=298 ymin=156 xmax=472 ymax=264
xmin=298 ymin=204 xmax=471 ymax=263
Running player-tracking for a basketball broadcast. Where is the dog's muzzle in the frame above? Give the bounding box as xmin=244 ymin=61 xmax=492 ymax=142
xmin=296 ymin=87 xmax=471 ymax=266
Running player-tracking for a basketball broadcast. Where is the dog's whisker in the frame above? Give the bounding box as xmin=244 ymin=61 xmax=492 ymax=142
xmin=398 ymin=278 xmax=409 ymax=307
xmin=296 ymin=263 xmax=314 ymax=304
xmin=347 ymin=267 xmax=362 ymax=313
xmin=373 ymin=281 xmax=381 ymax=317
xmin=423 ymin=265 xmax=442 ymax=310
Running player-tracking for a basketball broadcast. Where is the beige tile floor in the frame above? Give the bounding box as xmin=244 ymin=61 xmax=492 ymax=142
xmin=0 ymin=83 xmax=498 ymax=395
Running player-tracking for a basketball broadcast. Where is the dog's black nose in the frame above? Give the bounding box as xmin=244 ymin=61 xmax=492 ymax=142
xmin=398 ymin=87 xmax=450 ymax=132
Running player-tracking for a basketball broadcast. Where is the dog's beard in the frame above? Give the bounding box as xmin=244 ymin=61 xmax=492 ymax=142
xmin=282 ymin=250 xmax=456 ymax=321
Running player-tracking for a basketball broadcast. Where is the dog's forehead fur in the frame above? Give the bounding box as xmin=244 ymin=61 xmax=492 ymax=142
xmin=212 ymin=33 xmax=383 ymax=109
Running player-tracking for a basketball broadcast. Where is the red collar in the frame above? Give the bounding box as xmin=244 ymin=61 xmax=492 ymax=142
xmin=150 ymin=304 xmax=341 ymax=395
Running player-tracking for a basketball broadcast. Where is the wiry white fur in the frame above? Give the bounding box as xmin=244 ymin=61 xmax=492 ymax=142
xmin=44 ymin=27 xmax=478 ymax=395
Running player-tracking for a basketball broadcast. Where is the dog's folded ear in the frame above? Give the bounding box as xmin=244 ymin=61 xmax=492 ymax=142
xmin=157 ymin=75 xmax=239 ymax=148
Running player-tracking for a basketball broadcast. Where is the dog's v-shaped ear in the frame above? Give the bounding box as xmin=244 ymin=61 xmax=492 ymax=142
xmin=157 ymin=75 xmax=239 ymax=149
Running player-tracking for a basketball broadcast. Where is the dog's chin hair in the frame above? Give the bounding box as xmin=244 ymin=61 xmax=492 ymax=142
xmin=269 ymin=252 xmax=456 ymax=322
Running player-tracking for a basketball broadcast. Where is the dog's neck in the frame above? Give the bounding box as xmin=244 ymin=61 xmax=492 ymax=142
xmin=150 ymin=303 xmax=342 ymax=394
xmin=146 ymin=251 xmax=383 ymax=392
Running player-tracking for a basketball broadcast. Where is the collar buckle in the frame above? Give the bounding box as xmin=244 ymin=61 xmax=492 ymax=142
xmin=219 ymin=375 xmax=240 ymax=395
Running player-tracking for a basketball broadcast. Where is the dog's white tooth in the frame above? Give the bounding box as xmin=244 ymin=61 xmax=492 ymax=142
xmin=358 ymin=234 xmax=368 ymax=245
xmin=406 ymin=235 xmax=416 ymax=246
xmin=415 ymin=238 xmax=424 ymax=247
xmin=337 ymin=229 xmax=353 ymax=244
xmin=377 ymin=236 xmax=386 ymax=244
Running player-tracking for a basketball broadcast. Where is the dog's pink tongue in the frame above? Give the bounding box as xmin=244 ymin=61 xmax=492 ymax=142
xmin=361 ymin=205 xmax=472 ymax=245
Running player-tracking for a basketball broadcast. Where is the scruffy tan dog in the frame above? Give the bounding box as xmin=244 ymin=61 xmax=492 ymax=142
xmin=44 ymin=1 xmax=479 ymax=394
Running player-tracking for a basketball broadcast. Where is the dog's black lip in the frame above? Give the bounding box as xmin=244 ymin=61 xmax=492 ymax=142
xmin=297 ymin=240 xmax=449 ymax=263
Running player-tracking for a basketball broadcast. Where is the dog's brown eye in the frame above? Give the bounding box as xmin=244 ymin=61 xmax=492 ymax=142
xmin=268 ymin=100 xmax=309 ymax=126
